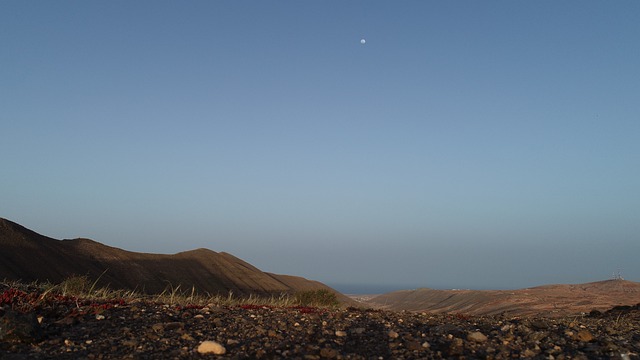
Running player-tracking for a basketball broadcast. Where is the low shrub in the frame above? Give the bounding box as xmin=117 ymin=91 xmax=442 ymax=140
xmin=59 ymin=275 xmax=92 ymax=296
xmin=294 ymin=289 xmax=339 ymax=307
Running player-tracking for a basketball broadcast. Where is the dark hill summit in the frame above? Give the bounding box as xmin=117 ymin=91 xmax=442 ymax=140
xmin=0 ymin=218 xmax=343 ymax=300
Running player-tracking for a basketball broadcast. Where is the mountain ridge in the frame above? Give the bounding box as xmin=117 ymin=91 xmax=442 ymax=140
xmin=0 ymin=217 xmax=348 ymax=302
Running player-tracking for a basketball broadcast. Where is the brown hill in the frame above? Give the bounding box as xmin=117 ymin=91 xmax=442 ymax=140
xmin=367 ymin=280 xmax=640 ymax=317
xmin=0 ymin=218 xmax=347 ymax=301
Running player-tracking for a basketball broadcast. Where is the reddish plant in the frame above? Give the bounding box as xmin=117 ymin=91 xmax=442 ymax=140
xmin=239 ymin=304 xmax=264 ymax=310
xmin=289 ymin=305 xmax=322 ymax=314
xmin=1 ymin=288 xmax=28 ymax=306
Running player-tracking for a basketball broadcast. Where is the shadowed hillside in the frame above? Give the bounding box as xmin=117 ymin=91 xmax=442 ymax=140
xmin=367 ymin=280 xmax=640 ymax=317
xmin=0 ymin=218 xmax=348 ymax=301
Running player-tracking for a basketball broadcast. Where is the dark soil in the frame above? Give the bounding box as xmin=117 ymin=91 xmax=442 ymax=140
xmin=1 ymin=283 xmax=639 ymax=359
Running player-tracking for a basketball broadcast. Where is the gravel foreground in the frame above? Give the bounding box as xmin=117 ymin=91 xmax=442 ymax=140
xmin=1 ymin=284 xmax=639 ymax=359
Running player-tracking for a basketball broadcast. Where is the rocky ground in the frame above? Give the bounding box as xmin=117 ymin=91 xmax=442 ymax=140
xmin=1 ymin=283 xmax=639 ymax=359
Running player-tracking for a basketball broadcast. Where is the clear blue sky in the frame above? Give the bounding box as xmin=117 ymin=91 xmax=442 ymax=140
xmin=2 ymin=1 xmax=639 ymax=292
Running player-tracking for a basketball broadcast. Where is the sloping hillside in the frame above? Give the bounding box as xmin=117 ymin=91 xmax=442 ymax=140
xmin=367 ymin=280 xmax=640 ymax=317
xmin=0 ymin=218 xmax=343 ymax=299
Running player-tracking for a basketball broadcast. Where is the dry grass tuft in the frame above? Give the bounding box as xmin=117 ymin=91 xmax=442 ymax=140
xmin=2 ymin=277 xmax=341 ymax=310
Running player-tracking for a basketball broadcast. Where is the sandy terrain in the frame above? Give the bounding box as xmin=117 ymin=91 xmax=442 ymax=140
xmin=366 ymin=279 xmax=640 ymax=317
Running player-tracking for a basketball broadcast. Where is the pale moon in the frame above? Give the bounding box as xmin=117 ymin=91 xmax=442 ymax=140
xmin=360 ymin=38 xmax=366 ymax=44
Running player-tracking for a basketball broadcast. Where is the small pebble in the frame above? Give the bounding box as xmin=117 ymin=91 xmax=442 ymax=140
xmin=467 ymin=331 xmax=488 ymax=343
xmin=574 ymin=330 xmax=594 ymax=342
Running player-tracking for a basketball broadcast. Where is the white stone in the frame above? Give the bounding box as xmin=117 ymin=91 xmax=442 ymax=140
xmin=197 ymin=341 xmax=226 ymax=355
